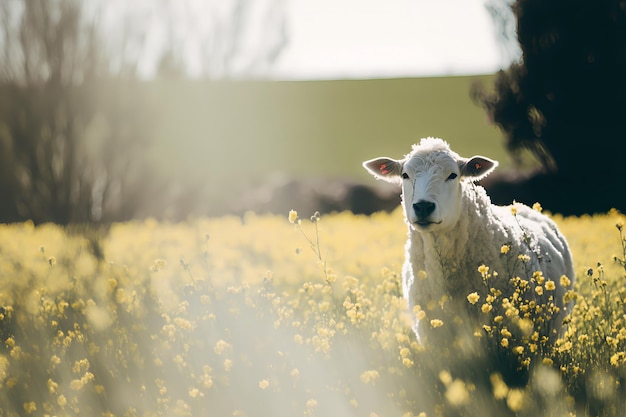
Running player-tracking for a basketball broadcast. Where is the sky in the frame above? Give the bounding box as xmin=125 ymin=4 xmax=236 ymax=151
xmin=274 ymin=0 xmax=517 ymax=79
xmin=98 ymin=0 xmax=518 ymax=80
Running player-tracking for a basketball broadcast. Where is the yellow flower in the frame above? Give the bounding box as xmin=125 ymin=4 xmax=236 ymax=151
xmin=417 ymin=270 xmax=428 ymax=280
xmin=9 ymin=346 xmax=22 ymax=359
xmin=532 ymin=202 xmax=543 ymax=212
xmin=510 ymin=205 xmax=518 ymax=216
xmin=500 ymin=244 xmax=511 ymax=254
xmin=445 ymin=379 xmax=470 ymax=406
xmin=501 ymin=338 xmax=509 ymax=348
xmin=23 ymin=402 xmax=37 ymax=414
xmin=288 ymin=210 xmax=298 ymax=224
xmin=430 ymin=319 xmax=444 ymax=328
xmin=477 ymin=264 xmax=489 ymax=276
xmin=517 ymin=318 xmax=534 ymax=336
xmin=507 ymin=389 xmax=525 ymax=411
xmin=481 ymin=303 xmax=493 ymax=313
xmin=70 ymin=378 xmax=85 ymax=390
xmin=5 ymin=337 xmax=15 ymax=348
xmin=545 ymin=280 xmax=556 ymax=291
xmin=214 ymin=339 xmax=230 ymax=355
xmin=491 ymin=373 xmax=509 ymax=399
xmin=47 ymin=379 xmax=59 ymax=394
xmin=610 ymin=352 xmax=625 ymax=367
xmin=360 ymin=370 xmax=380 ymax=384
xmin=564 ymin=290 xmax=578 ymax=304
xmin=439 ymin=370 xmax=452 ymax=385
xmin=535 ymin=286 xmax=544 ymax=296
xmin=560 ymin=275 xmax=571 ymax=287
xmin=467 ymin=292 xmax=480 ymax=305
xmin=557 ymin=341 xmax=572 ymax=353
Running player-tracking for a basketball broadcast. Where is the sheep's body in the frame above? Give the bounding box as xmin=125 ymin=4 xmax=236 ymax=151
xmin=403 ymin=182 xmax=574 ymax=340
xmin=363 ymin=138 xmax=575 ymax=343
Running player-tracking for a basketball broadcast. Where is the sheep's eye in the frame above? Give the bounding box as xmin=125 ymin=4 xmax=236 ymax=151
xmin=446 ymin=172 xmax=458 ymax=181
xmin=402 ymin=172 xmax=410 ymax=180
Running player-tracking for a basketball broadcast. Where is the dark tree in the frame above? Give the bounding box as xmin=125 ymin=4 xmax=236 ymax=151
xmin=474 ymin=0 xmax=626 ymax=215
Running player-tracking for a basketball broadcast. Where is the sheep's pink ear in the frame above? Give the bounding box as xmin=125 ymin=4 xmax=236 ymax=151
xmin=362 ymin=157 xmax=402 ymax=183
xmin=459 ymin=156 xmax=498 ymax=181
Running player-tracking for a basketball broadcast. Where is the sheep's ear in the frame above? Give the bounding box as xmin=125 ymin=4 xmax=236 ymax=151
xmin=362 ymin=157 xmax=402 ymax=183
xmin=458 ymin=156 xmax=498 ymax=181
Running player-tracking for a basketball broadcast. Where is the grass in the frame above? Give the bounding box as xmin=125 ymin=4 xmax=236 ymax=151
xmin=150 ymin=76 xmax=505 ymax=181
xmin=145 ymin=76 xmax=506 ymax=214
xmin=0 ymin=208 xmax=625 ymax=416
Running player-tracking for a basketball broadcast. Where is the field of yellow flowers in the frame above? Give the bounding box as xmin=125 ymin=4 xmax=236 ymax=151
xmin=0 ymin=208 xmax=625 ymax=417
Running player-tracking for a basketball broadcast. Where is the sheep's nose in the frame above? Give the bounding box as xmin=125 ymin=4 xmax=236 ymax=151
xmin=413 ymin=201 xmax=436 ymax=219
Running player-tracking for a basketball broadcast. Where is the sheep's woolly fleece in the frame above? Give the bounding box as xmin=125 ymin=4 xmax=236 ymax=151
xmin=363 ymin=137 xmax=575 ymax=342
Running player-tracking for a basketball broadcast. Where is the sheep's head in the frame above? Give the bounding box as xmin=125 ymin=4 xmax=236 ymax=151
xmin=363 ymin=138 xmax=497 ymax=232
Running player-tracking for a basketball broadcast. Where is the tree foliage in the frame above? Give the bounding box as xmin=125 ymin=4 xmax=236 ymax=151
xmin=475 ymin=0 xmax=626 ymax=174
xmin=474 ymin=0 xmax=626 ymax=215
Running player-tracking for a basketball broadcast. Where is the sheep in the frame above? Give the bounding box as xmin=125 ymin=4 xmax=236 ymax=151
xmin=362 ymin=137 xmax=575 ymax=345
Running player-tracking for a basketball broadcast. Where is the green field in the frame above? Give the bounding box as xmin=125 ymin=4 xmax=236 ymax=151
xmin=141 ymin=75 xmax=505 ymax=214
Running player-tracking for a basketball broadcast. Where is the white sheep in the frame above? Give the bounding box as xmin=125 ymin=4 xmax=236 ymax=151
xmin=363 ymin=137 xmax=575 ymax=344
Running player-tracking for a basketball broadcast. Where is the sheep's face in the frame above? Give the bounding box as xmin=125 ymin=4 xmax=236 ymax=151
xmin=363 ymin=138 xmax=497 ymax=233
xmin=399 ymin=151 xmax=462 ymax=231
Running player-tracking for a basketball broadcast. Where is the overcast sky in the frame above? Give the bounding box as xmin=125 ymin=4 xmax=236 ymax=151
xmin=274 ymin=0 xmax=518 ymax=79
xmin=99 ymin=0 xmax=518 ymax=79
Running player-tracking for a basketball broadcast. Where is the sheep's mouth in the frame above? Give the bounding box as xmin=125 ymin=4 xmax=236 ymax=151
xmin=414 ymin=220 xmax=442 ymax=228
